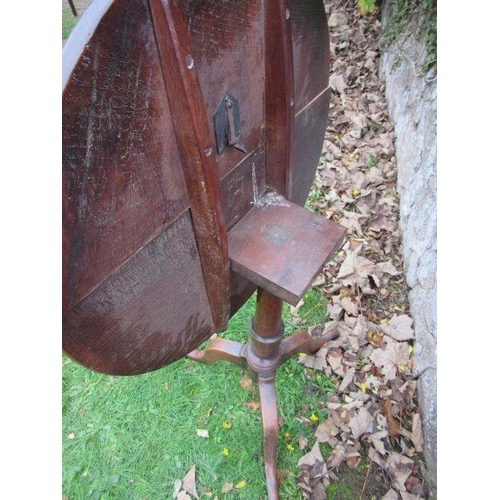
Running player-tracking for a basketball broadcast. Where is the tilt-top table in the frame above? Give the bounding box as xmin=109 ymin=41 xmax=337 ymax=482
xmin=62 ymin=1 xmax=346 ymax=498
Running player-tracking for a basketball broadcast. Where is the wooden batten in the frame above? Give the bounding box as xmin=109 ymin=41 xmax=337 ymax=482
xmin=149 ymin=0 xmax=230 ymax=332
xmin=264 ymin=0 xmax=295 ymax=198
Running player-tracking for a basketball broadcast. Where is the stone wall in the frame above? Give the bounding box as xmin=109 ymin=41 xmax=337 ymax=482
xmin=378 ymin=1 xmax=437 ymax=494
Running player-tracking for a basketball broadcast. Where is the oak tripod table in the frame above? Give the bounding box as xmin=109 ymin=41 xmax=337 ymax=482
xmin=62 ymin=1 xmax=346 ymax=498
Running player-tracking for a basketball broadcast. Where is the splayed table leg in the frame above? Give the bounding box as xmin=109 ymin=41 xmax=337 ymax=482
xmin=188 ymin=287 xmax=338 ymax=498
xmin=258 ymin=375 xmax=280 ymax=500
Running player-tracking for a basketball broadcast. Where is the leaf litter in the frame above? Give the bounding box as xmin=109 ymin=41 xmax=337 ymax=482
xmin=294 ymin=1 xmax=429 ymax=498
xmin=166 ymin=1 xmax=428 ymax=498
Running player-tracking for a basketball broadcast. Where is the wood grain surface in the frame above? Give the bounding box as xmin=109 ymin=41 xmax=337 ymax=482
xmin=228 ymin=192 xmax=346 ymax=305
xmin=62 ymin=0 xmax=332 ymax=375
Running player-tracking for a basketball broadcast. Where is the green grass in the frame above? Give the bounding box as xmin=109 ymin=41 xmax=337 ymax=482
xmin=62 ymin=4 xmax=80 ymax=41
xmin=63 ymin=289 xmax=334 ymax=499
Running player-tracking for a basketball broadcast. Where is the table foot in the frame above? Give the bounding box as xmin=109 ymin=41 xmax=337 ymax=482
xmin=187 ymin=337 xmax=248 ymax=370
xmin=279 ymin=328 xmax=339 ymax=365
xmin=258 ymin=375 xmax=280 ymax=500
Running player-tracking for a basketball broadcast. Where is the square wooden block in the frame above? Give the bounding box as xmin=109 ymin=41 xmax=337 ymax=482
xmin=228 ymin=192 xmax=346 ymax=305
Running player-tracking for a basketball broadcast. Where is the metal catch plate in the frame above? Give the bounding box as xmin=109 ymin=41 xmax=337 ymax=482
xmin=214 ymin=93 xmax=247 ymax=154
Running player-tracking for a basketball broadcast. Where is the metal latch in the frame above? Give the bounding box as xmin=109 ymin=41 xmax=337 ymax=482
xmin=214 ymin=93 xmax=248 ymax=155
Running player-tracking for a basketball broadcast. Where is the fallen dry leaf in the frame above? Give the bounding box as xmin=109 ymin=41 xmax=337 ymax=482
xmin=380 ymin=315 xmax=414 ymax=341
xmin=298 ymin=346 xmax=329 ymax=371
xmin=411 ymin=413 xmax=424 ymax=453
xmin=314 ymin=419 xmax=339 ymax=446
xmin=370 ymin=338 xmax=410 ymax=383
xmin=181 ymin=465 xmax=199 ymax=500
xmin=330 ymin=73 xmax=347 ymax=94
xmin=173 ymin=479 xmax=182 ymax=498
xmin=245 ymin=401 xmax=261 ymax=411
xmin=386 ymin=452 xmax=414 ymax=493
xmin=348 ymin=406 xmax=374 ymax=440
xmin=298 ymin=440 xmax=328 ymax=487
xmin=380 ymin=398 xmax=400 ymax=441
xmin=328 ymin=11 xmax=348 ymax=27
xmin=239 ymin=374 xmax=254 ymax=391
xmin=380 ymin=489 xmax=399 ymax=500
xmin=298 ymin=436 xmax=309 ymax=450
xmin=339 ymin=291 xmax=359 ymax=316
xmin=370 ymin=430 xmax=389 ymax=455
xmin=345 ymin=450 xmax=362 ymax=469
xmin=221 ymin=482 xmax=233 ymax=493
xmin=338 ymin=366 xmax=356 ymax=393
xmin=367 ymin=329 xmax=385 ymax=348
xmin=290 ymin=298 xmax=305 ymax=317
xmin=337 ymin=251 xmax=375 ymax=280
xmin=327 ymin=443 xmax=346 ymax=469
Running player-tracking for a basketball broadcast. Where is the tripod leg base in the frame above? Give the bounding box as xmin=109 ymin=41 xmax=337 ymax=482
xmin=258 ymin=375 xmax=280 ymax=500
xmin=186 ymin=303 xmax=339 ymax=499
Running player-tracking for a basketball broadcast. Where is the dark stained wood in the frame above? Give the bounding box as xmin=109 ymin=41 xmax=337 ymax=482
xmin=219 ymin=143 xmax=266 ymax=229
xmin=62 ymin=0 xmax=333 ymax=378
xmin=289 ymin=0 xmax=330 ymax=113
xmin=150 ymin=0 xmax=230 ymax=332
xmin=180 ymin=0 xmax=266 ymax=183
xmin=289 ymin=89 xmax=330 ymax=205
xmin=288 ymin=0 xmax=331 ymax=205
xmin=229 ymin=271 xmax=257 ymax=318
xmin=62 ymin=0 xmax=189 ymax=314
xmin=263 ymin=0 xmax=330 ymax=207
xmin=63 ymin=211 xmax=215 ymax=375
xmin=251 ymin=288 xmax=284 ymax=364
xmin=68 ymin=0 xmax=78 ymax=17
xmin=208 ymin=0 xmax=332 ymax=314
xmin=178 ymin=0 xmax=269 ymax=321
xmin=228 ymin=191 xmax=347 ymax=305
xmin=222 ymin=0 xmax=331 ymax=318
xmin=181 ymin=0 xmax=267 ymax=324
xmin=259 ymin=376 xmax=280 ymax=500
xmin=264 ymin=0 xmax=295 ymax=198
xmin=62 ymin=0 xmax=114 ymax=87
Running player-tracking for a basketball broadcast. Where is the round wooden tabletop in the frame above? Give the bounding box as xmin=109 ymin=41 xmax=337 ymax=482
xmin=62 ymin=0 xmax=330 ymax=375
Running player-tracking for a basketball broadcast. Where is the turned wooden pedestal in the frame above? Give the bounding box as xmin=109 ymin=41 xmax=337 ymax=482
xmin=189 ymin=192 xmax=346 ymax=499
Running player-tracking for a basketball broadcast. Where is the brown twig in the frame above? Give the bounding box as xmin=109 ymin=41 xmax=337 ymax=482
xmin=359 ymin=457 xmax=373 ymax=500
